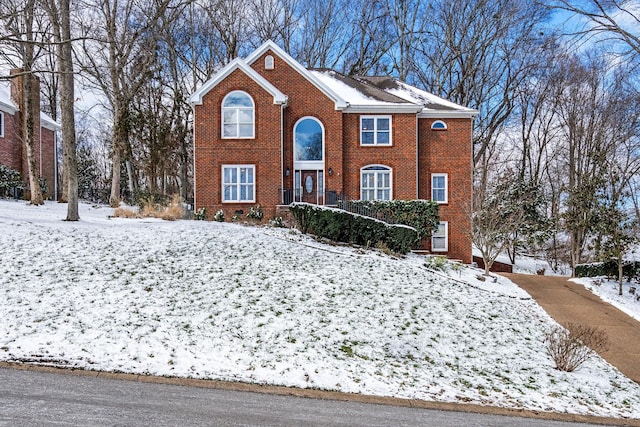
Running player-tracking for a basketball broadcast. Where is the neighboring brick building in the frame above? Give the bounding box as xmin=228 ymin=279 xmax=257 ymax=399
xmin=0 ymin=72 xmax=60 ymax=199
xmin=190 ymin=41 xmax=477 ymax=263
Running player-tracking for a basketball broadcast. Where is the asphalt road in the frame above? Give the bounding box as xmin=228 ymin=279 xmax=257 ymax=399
xmin=0 ymin=367 xmax=608 ymax=427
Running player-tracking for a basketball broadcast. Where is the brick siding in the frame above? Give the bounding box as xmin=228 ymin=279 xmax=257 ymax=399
xmin=418 ymin=118 xmax=473 ymax=263
xmin=1 ymin=72 xmax=57 ymax=199
xmin=193 ymin=48 xmax=474 ymax=263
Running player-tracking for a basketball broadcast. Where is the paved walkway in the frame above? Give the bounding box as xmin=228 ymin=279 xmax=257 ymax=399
xmin=502 ymin=273 xmax=640 ymax=384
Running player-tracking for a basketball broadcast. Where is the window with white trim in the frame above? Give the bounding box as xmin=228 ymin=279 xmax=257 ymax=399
xmin=431 ymin=173 xmax=447 ymax=203
xmin=361 ymin=165 xmax=391 ymax=200
xmin=222 ymin=91 xmax=254 ymax=138
xmin=222 ymin=165 xmax=255 ymax=202
xmin=431 ymin=120 xmax=447 ymax=130
xmin=360 ymin=116 xmax=391 ymax=145
xmin=0 ymin=111 xmax=4 ymax=137
xmin=432 ymin=222 xmax=448 ymax=252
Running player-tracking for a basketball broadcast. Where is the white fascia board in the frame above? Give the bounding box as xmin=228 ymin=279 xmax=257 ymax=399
xmin=418 ymin=109 xmax=479 ymax=119
xmin=245 ymin=40 xmax=348 ymax=110
xmin=0 ymin=99 xmax=18 ymax=114
xmin=189 ymin=58 xmax=287 ymax=106
xmin=41 ymin=113 xmax=61 ymax=130
xmin=344 ymin=104 xmax=424 ymax=114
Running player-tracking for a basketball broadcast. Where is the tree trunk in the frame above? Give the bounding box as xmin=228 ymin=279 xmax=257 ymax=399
xmin=618 ymin=253 xmax=624 ymax=296
xmin=109 ymin=146 xmax=121 ymax=207
xmin=21 ymin=0 xmax=44 ymax=206
xmin=23 ymin=73 xmax=44 ymax=205
xmin=58 ymin=0 xmax=79 ymax=220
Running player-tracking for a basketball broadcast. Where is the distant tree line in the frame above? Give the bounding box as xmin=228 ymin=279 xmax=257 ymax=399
xmin=0 ymin=0 xmax=638 ymax=272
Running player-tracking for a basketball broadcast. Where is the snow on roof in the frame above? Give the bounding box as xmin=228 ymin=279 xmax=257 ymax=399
xmin=0 ymin=80 xmax=60 ymax=129
xmin=387 ymin=80 xmax=477 ymax=113
xmin=0 ymin=81 xmax=18 ymax=114
xmin=309 ymin=70 xmax=476 ymax=116
xmin=41 ymin=112 xmax=61 ymax=130
xmin=310 ymin=70 xmax=407 ymax=106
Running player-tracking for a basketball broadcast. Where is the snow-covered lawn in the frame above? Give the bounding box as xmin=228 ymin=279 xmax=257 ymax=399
xmin=571 ymin=276 xmax=640 ymax=323
xmin=1 ymin=199 xmax=639 ymax=419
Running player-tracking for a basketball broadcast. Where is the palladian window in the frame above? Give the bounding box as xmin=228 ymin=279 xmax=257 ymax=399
xmin=360 ymin=165 xmax=392 ymax=200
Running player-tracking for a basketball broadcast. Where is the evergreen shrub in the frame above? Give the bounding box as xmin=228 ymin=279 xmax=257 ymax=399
xmin=575 ymin=261 xmax=640 ymax=282
xmin=337 ymin=199 xmax=440 ymax=239
xmin=0 ymin=164 xmax=25 ymax=197
xmin=289 ymin=203 xmax=420 ymax=254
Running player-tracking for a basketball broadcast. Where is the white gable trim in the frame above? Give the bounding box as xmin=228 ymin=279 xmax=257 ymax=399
xmin=344 ymin=104 xmax=423 ymax=114
xmin=418 ymin=109 xmax=478 ymax=119
xmin=189 ymin=58 xmax=287 ymax=106
xmin=245 ymin=40 xmax=348 ymax=110
xmin=0 ymin=99 xmax=18 ymax=114
xmin=41 ymin=112 xmax=61 ymax=131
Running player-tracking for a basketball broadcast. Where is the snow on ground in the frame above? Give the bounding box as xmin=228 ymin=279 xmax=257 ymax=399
xmin=571 ymin=277 xmax=640 ymax=323
xmin=0 ymin=199 xmax=639 ymax=419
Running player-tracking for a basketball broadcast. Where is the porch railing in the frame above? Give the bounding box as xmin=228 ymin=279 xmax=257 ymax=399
xmin=278 ymin=189 xmax=397 ymax=224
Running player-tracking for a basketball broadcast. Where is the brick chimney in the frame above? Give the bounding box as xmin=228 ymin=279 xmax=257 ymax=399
xmin=10 ymin=68 xmax=43 ymax=190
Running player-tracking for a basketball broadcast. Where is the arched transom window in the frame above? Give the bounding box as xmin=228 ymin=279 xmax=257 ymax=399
xmin=222 ymin=91 xmax=254 ymax=138
xmin=294 ymin=117 xmax=324 ymax=162
xmin=360 ymin=165 xmax=392 ymax=201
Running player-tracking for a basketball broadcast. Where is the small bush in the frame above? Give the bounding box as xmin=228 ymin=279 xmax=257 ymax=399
xmin=425 ymin=256 xmax=449 ymax=272
xmin=270 ymin=216 xmax=285 ymax=228
xmin=545 ymin=323 xmax=609 ymax=372
xmin=194 ymin=207 xmax=207 ymax=221
xmin=114 ymin=194 xmax=184 ymax=221
xmin=247 ymin=204 xmax=264 ymax=221
xmin=159 ymin=194 xmax=184 ymax=221
xmin=0 ymin=164 xmax=25 ymax=197
xmin=112 ymin=207 xmax=140 ymax=218
xmin=213 ymin=209 xmax=225 ymax=222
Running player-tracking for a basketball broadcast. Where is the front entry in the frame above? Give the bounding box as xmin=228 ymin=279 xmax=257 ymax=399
xmin=301 ymin=170 xmax=317 ymax=204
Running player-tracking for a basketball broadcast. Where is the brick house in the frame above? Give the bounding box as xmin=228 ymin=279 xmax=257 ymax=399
xmin=190 ymin=41 xmax=477 ymax=263
xmin=0 ymin=71 xmax=60 ymax=199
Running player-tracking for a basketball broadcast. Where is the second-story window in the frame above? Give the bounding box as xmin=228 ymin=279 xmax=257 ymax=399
xmin=222 ymin=91 xmax=254 ymax=138
xmin=360 ymin=116 xmax=391 ymax=145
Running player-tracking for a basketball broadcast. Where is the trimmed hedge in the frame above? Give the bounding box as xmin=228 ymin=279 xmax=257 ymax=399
xmin=338 ymin=199 xmax=440 ymax=239
xmin=575 ymin=261 xmax=640 ymax=282
xmin=289 ymin=203 xmax=420 ymax=254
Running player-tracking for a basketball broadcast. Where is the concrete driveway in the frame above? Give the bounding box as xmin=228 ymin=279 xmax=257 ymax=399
xmin=502 ymin=273 xmax=640 ymax=384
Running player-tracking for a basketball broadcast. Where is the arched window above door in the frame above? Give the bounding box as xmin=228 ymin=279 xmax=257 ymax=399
xmin=294 ymin=117 xmax=324 ymax=162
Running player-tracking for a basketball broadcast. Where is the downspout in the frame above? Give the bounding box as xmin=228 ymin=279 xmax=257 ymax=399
xmin=53 ymin=130 xmax=58 ymax=200
xmin=280 ymin=103 xmax=284 ymax=204
xmin=192 ymin=105 xmax=197 ymax=211
xmin=39 ymin=121 xmax=42 ymax=176
xmin=415 ymin=113 xmax=419 ymax=199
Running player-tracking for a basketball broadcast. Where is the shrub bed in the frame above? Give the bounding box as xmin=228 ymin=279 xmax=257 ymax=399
xmin=337 ymin=199 xmax=439 ymax=239
xmin=575 ymin=261 xmax=640 ymax=282
xmin=289 ymin=203 xmax=420 ymax=254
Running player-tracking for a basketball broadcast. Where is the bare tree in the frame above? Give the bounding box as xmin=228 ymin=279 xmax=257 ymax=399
xmin=342 ymin=0 xmax=394 ymax=76
xmin=473 ymin=174 xmax=529 ymax=275
xmin=291 ymin=0 xmax=350 ymax=69
xmin=383 ymin=0 xmax=426 ymax=81
xmin=42 ymin=0 xmax=79 ymax=220
xmin=79 ymin=0 xmax=185 ymax=207
xmin=413 ymin=0 xmax=550 ymax=174
xmin=550 ymin=0 xmax=640 ymax=61
xmin=205 ymin=0 xmax=248 ymax=63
